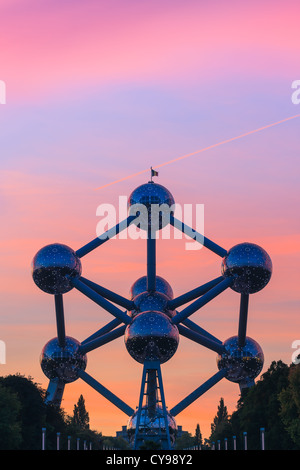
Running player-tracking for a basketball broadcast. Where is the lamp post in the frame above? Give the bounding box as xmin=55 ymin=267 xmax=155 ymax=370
xmin=42 ymin=428 xmax=46 ymax=450
xmin=56 ymin=432 xmax=60 ymax=450
xmin=260 ymin=428 xmax=265 ymax=450
xmin=243 ymin=432 xmax=247 ymax=450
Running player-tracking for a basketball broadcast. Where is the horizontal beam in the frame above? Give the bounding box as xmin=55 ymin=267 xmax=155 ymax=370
xmin=75 ymin=215 xmax=137 ymax=258
xmin=79 ymin=325 xmax=126 ymax=354
xmin=81 ymin=317 xmax=122 ymax=346
xmin=71 ymin=277 xmax=132 ymax=325
xmin=172 ymin=277 xmax=233 ymax=325
xmin=167 ymin=276 xmax=224 ymax=310
xmin=178 ymin=324 xmax=225 ymax=355
xmin=170 ymin=369 xmax=227 ymax=417
xmin=79 ymin=277 xmax=135 ymax=311
xmin=170 ymin=216 xmax=227 ymax=258
xmin=78 ymin=369 xmax=134 ymax=417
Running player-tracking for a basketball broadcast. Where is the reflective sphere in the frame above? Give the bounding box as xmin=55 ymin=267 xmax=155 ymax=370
xmin=40 ymin=336 xmax=87 ymax=383
xmin=127 ymin=406 xmax=177 ymax=447
xmin=124 ymin=311 xmax=179 ymax=364
xmin=221 ymin=242 xmax=272 ymax=294
xmin=128 ymin=182 xmax=175 ymax=230
xmin=130 ymin=276 xmax=174 ymax=300
xmin=216 ymin=336 xmax=264 ymax=384
xmin=32 ymin=243 xmax=82 ymax=294
xmin=130 ymin=291 xmax=175 ymax=319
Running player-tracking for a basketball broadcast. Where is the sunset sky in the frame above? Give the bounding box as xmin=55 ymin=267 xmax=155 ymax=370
xmin=0 ymin=0 xmax=299 ymax=441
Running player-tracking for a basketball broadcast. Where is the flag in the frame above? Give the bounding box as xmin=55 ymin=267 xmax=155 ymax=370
xmin=151 ymin=168 xmax=159 ymax=177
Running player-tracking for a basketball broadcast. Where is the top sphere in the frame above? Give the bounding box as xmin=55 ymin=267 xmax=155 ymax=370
xmin=221 ymin=242 xmax=272 ymax=294
xmin=128 ymin=182 xmax=175 ymax=230
xmin=32 ymin=243 xmax=82 ymax=294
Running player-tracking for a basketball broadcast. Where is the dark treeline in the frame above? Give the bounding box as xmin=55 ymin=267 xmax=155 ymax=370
xmin=0 ymin=374 xmax=104 ymax=450
xmin=0 ymin=359 xmax=299 ymax=450
xmin=175 ymin=360 xmax=300 ymax=450
xmin=207 ymin=359 xmax=300 ymax=450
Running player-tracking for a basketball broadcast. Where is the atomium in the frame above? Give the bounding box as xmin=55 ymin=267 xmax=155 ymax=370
xmin=40 ymin=336 xmax=87 ymax=383
xmin=32 ymin=177 xmax=272 ymax=450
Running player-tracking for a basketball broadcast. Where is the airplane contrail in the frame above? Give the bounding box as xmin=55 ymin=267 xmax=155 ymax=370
xmin=95 ymin=113 xmax=300 ymax=190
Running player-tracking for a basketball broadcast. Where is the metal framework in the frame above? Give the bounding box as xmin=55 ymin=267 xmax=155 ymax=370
xmin=32 ymin=178 xmax=272 ymax=450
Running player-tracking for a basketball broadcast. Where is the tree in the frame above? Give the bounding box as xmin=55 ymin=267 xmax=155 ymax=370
xmin=209 ymin=397 xmax=232 ymax=449
xmin=194 ymin=423 xmax=202 ymax=449
xmin=0 ymin=383 xmax=22 ymax=449
xmin=71 ymin=394 xmax=89 ymax=430
xmin=0 ymin=374 xmax=48 ymax=449
xmin=278 ymin=363 xmax=300 ymax=446
xmin=175 ymin=432 xmax=195 ymax=449
xmin=230 ymin=361 xmax=296 ymax=450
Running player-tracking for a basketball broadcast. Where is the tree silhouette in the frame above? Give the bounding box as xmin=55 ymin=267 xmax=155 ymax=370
xmin=194 ymin=423 xmax=202 ymax=449
xmin=209 ymin=397 xmax=232 ymax=449
xmin=71 ymin=394 xmax=89 ymax=430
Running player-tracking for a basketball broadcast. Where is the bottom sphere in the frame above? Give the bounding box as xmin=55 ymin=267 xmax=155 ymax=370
xmin=40 ymin=336 xmax=87 ymax=383
xmin=127 ymin=405 xmax=177 ymax=448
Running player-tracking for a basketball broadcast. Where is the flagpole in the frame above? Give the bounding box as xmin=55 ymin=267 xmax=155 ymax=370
xmin=150 ymin=166 xmax=153 ymax=182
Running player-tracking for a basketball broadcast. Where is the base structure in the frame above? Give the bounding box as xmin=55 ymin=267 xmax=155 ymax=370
xmin=128 ymin=361 xmax=174 ymax=450
xmin=32 ymin=179 xmax=272 ymax=450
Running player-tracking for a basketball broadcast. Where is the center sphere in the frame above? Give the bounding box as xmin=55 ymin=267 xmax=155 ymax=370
xmin=124 ymin=311 xmax=179 ymax=364
xmin=130 ymin=276 xmax=174 ymax=300
xmin=128 ymin=182 xmax=175 ymax=231
xmin=130 ymin=291 xmax=175 ymax=319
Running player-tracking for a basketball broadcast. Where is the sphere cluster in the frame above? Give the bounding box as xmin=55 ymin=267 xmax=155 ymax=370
xmin=40 ymin=336 xmax=87 ymax=383
xmin=216 ymin=336 xmax=264 ymax=384
xmin=32 ymin=181 xmax=272 ymax=451
xmin=32 ymin=243 xmax=82 ymax=294
xmin=221 ymin=242 xmax=272 ymax=294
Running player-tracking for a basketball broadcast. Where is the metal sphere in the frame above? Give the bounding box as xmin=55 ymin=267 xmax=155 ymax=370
xmin=221 ymin=242 xmax=272 ymax=294
xmin=128 ymin=182 xmax=175 ymax=230
xmin=40 ymin=336 xmax=87 ymax=383
xmin=129 ymin=276 xmax=174 ymax=300
xmin=216 ymin=336 xmax=264 ymax=384
xmin=32 ymin=243 xmax=82 ymax=294
xmin=127 ymin=406 xmax=177 ymax=447
xmin=124 ymin=311 xmax=179 ymax=364
xmin=130 ymin=291 xmax=175 ymax=319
